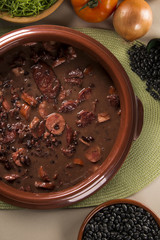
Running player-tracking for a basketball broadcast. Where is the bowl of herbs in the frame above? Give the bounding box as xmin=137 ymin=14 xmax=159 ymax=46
xmin=0 ymin=0 xmax=64 ymax=24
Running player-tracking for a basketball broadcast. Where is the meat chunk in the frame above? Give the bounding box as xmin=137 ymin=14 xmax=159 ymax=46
xmin=21 ymin=92 xmax=37 ymax=107
xmin=52 ymin=57 xmax=66 ymax=68
xmin=85 ymin=145 xmax=102 ymax=163
xmin=2 ymin=99 xmax=11 ymax=111
xmin=108 ymin=86 xmax=116 ymax=95
xmin=61 ymin=145 xmax=76 ymax=158
xmin=12 ymin=67 xmax=24 ymax=77
xmin=107 ymin=94 xmax=120 ymax=109
xmin=68 ymin=68 xmax=84 ymax=79
xmin=38 ymin=100 xmax=50 ymax=119
xmin=83 ymin=65 xmax=93 ymax=76
xmin=64 ymin=68 xmax=84 ymax=86
xmin=32 ymin=121 xmax=45 ymax=138
xmin=76 ymin=110 xmax=96 ymax=127
xmin=46 ymin=113 xmax=65 ymax=135
xmin=73 ymin=158 xmax=84 ymax=166
xmin=35 ymin=181 xmax=55 ymax=190
xmin=43 ymin=41 xmax=57 ymax=55
xmin=66 ymin=125 xmax=74 ymax=146
xmin=98 ymin=113 xmax=110 ymax=123
xmin=64 ymin=77 xmax=83 ymax=86
xmin=20 ymin=103 xmax=31 ymax=120
xmin=4 ymin=174 xmax=20 ymax=181
xmin=29 ymin=116 xmax=40 ymax=130
xmin=3 ymin=130 xmax=16 ymax=144
xmin=38 ymin=166 xmax=50 ymax=182
xmin=65 ymin=46 xmax=77 ymax=60
xmin=12 ymin=148 xmax=26 ymax=167
xmin=58 ymin=100 xmax=79 ymax=113
xmin=58 ymin=87 xmax=72 ymax=101
xmin=78 ymin=87 xmax=91 ymax=102
xmin=32 ymin=62 xmax=60 ymax=99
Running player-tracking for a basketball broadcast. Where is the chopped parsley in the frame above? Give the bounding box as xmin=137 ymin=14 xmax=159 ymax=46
xmin=0 ymin=0 xmax=58 ymax=17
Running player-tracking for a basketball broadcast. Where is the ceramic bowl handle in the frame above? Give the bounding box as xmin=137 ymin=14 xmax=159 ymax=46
xmin=133 ymin=97 xmax=144 ymax=141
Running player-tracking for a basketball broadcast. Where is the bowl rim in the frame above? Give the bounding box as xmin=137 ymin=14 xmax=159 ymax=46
xmin=77 ymin=198 xmax=160 ymax=240
xmin=0 ymin=25 xmax=141 ymax=209
xmin=0 ymin=0 xmax=64 ymax=24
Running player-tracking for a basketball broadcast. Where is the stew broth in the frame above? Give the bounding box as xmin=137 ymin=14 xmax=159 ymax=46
xmin=0 ymin=42 xmax=121 ymax=192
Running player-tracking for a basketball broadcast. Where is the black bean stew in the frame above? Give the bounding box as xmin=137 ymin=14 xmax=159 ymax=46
xmin=0 ymin=41 xmax=121 ymax=193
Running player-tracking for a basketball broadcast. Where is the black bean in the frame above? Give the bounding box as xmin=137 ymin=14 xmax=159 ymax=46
xmin=82 ymin=203 xmax=160 ymax=240
xmin=128 ymin=43 xmax=160 ymax=101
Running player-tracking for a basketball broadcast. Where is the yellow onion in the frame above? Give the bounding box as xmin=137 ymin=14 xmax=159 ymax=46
xmin=113 ymin=0 xmax=153 ymax=41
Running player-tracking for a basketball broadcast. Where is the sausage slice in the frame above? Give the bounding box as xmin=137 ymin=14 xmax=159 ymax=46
xmin=46 ymin=113 xmax=65 ymax=135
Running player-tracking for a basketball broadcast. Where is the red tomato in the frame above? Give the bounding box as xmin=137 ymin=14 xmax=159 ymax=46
xmin=71 ymin=0 xmax=118 ymax=23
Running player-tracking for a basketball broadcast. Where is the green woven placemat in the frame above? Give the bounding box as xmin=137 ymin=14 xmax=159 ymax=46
xmin=0 ymin=28 xmax=160 ymax=210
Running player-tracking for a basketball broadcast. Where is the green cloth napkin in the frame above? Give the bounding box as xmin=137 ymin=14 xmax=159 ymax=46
xmin=0 ymin=28 xmax=160 ymax=210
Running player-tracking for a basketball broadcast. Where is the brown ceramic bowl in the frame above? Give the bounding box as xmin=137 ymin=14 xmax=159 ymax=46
xmin=78 ymin=199 xmax=160 ymax=239
xmin=0 ymin=25 xmax=143 ymax=209
xmin=0 ymin=0 xmax=63 ymax=24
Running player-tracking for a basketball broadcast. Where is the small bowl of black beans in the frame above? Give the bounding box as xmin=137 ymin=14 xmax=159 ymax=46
xmin=78 ymin=199 xmax=160 ymax=240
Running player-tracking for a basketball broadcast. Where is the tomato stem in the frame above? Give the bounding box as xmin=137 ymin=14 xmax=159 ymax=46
xmin=80 ymin=0 xmax=101 ymax=11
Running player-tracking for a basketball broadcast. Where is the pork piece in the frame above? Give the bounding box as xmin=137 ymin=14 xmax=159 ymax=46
xmin=46 ymin=113 xmax=65 ymax=135
xmin=85 ymin=145 xmax=102 ymax=163
xmin=35 ymin=181 xmax=55 ymax=190
xmin=12 ymin=67 xmax=24 ymax=77
xmin=58 ymin=87 xmax=72 ymax=101
xmin=23 ymin=42 xmax=37 ymax=47
xmin=68 ymin=68 xmax=84 ymax=79
xmin=43 ymin=41 xmax=57 ymax=55
xmin=44 ymin=131 xmax=50 ymax=139
xmin=38 ymin=166 xmax=50 ymax=182
xmin=12 ymin=148 xmax=26 ymax=167
xmin=20 ymin=103 xmax=31 ymax=120
xmin=92 ymin=99 xmax=98 ymax=112
xmin=4 ymin=174 xmax=20 ymax=181
xmin=108 ymin=86 xmax=116 ymax=95
xmin=66 ymin=46 xmax=77 ymax=60
xmin=21 ymin=92 xmax=37 ymax=107
xmin=61 ymin=145 xmax=76 ymax=158
xmin=66 ymin=125 xmax=74 ymax=146
xmin=32 ymin=61 xmax=60 ymax=99
xmin=3 ymin=130 xmax=16 ymax=144
xmin=52 ymin=57 xmax=66 ymax=68
xmin=98 ymin=112 xmax=110 ymax=123
xmin=32 ymin=121 xmax=45 ymax=138
xmin=66 ymin=125 xmax=78 ymax=146
xmin=83 ymin=65 xmax=93 ymax=76
xmin=64 ymin=77 xmax=83 ymax=86
xmin=73 ymin=158 xmax=84 ymax=166
xmin=64 ymin=68 xmax=84 ymax=86
xmin=19 ymin=185 xmax=31 ymax=192
xmin=58 ymin=100 xmax=79 ymax=113
xmin=2 ymin=99 xmax=11 ymax=111
xmin=38 ymin=100 xmax=50 ymax=119
xmin=29 ymin=116 xmax=40 ymax=130
xmin=107 ymin=94 xmax=120 ymax=109
xmin=12 ymin=122 xmax=30 ymax=141
xmin=78 ymin=87 xmax=91 ymax=102
xmin=76 ymin=110 xmax=96 ymax=127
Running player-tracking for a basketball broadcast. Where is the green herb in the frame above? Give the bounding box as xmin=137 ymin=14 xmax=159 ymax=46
xmin=147 ymin=38 xmax=160 ymax=53
xmin=0 ymin=0 xmax=58 ymax=17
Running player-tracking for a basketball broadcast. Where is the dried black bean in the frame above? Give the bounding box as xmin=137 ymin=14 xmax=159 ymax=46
xmin=82 ymin=203 xmax=160 ymax=240
xmin=128 ymin=43 xmax=160 ymax=101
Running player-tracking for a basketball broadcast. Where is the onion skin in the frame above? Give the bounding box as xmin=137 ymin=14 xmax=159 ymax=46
xmin=113 ymin=0 xmax=153 ymax=41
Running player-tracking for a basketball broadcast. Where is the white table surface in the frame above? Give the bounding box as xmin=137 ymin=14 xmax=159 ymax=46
xmin=0 ymin=1 xmax=160 ymax=239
